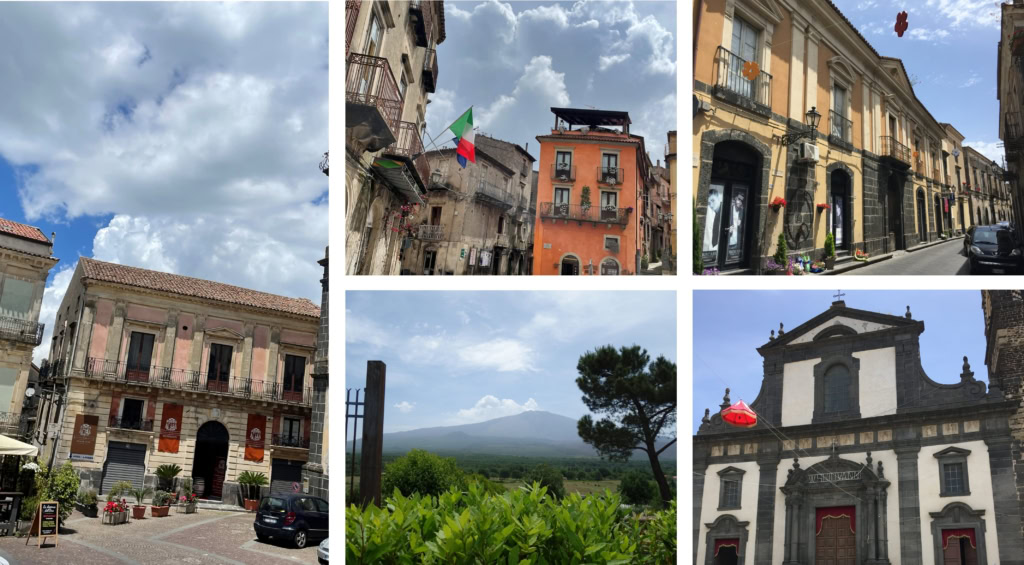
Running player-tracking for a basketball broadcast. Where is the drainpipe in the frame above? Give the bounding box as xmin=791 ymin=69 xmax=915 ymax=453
xmin=48 ymin=288 xmax=86 ymax=473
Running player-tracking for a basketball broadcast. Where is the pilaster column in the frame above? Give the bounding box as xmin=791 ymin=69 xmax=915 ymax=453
xmin=878 ymin=487 xmax=889 ymax=562
xmin=865 ymin=486 xmax=877 ymax=560
xmin=754 ymin=446 xmax=780 ymax=564
xmin=693 ymin=445 xmax=709 ymax=565
xmin=789 ymin=12 xmax=807 ymax=121
xmin=805 ymin=31 xmax=820 ymax=129
xmin=984 ymin=436 xmax=1024 ymax=564
xmin=895 ymin=445 xmax=923 ymax=565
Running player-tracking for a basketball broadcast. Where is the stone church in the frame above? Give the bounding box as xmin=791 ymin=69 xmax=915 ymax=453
xmin=694 ymin=300 xmax=1023 ymax=565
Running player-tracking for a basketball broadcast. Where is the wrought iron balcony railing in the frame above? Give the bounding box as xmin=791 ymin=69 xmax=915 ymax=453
xmin=271 ymin=433 xmax=310 ymax=449
xmin=551 ymin=164 xmax=575 ymax=182
xmin=1006 ymin=112 xmax=1024 ymax=152
xmin=346 ymin=53 xmax=403 ymax=139
xmin=85 ymin=358 xmax=312 ymax=406
xmin=345 ymin=0 xmax=361 ymax=57
xmin=539 ymin=202 xmax=630 ymax=225
xmin=108 ymin=416 xmax=154 ymax=432
xmin=417 ymin=224 xmax=444 ymax=241
xmin=712 ymin=46 xmax=772 ymax=111
xmin=880 ymin=136 xmax=911 ymax=165
xmin=408 ymin=0 xmax=436 ymax=48
xmin=829 ymin=110 xmax=852 ymax=145
xmin=0 ymin=412 xmax=21 ymax=435
xmin=383 ymin=121 xmax=430 ymax=185
xmin=0 ymin=315 xmax=43 ymax=346
xmin=598 ymin=167 xmax=624 ymax=185
xmin=422 ymin=48 xmax=438 ymax=93
xmin=474 ymin=180 xmax=516 ymax=209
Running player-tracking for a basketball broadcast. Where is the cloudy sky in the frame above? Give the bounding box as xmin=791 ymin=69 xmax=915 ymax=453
xmin=0 ymin=3 xmax=328 ymax=363
xmin=692 ymin=291 xmax=988 ymax=431
xmin=347 ymin=291 xmax=676 ymax=433
xmin=425 ymin=0 xmax=676 ymax=160
xmin=831 ymin=0 xmax=1005 ymax=163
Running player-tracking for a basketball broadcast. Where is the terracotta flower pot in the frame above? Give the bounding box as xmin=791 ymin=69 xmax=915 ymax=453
xmin=132 ymin=505 xmax=147 ymax=520
xmin=151 ymin=506 xmax=170 ymax=518
xmin=244 ymin=499 xmax=260 ymax=511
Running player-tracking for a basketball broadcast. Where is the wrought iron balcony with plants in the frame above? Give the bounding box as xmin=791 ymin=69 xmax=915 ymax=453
xmin=417 ymin=224 xmax=444 ymax=241
xmin=422 ymin=48 xmax=438 ymax=93
xmin=551 ymin=163 xmax=575 ymax=182
xmin=598 ymin=166 xmax=623 ymax=185
xmin=829 ymin=110 xmax=852 ymax=147
xmin=346 ymin=52 xmax=403 ymax=143
xmin=271 ymin=434 xmax=310 ymax=449
xmin=0 ymin=315 xmax=44 ymax=346
xmin=383 ymin=121 xmax=430 ymax=185
xmin=84 ymin=358 xmax=312 ymax=406
xmin=108 ymin=416 xmax=154 ymax=432
xmin=539 ymin=202 xmax=630 ymax=225
xmin=880 ymin=136 xmax=911 ymax=166
xmin=711 ymin=46 xmax=772 ymax=116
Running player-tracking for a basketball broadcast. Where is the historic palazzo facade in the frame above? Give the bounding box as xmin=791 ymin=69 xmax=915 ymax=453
xmin=694 ymin=301 xmax=1023 ymax=565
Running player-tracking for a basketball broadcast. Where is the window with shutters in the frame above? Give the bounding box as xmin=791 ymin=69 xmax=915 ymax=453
xmin=283 ymin=354 xmax=306 ymax=402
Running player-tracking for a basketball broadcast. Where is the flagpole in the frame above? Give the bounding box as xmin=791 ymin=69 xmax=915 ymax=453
xmin=422 ymin=105 xmax=473 ymax=154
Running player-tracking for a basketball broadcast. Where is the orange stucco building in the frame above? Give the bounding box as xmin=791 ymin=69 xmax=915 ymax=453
xmin=532 ymin=108 xmax=649 ymax=275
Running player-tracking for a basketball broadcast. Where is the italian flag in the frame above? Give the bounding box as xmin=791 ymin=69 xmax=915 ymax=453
xmin=448 ymin=107 xmax=476 ymax=165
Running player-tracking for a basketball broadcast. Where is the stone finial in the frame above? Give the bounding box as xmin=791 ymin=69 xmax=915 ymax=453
xmin=865 ymin=451 xmax=872 ymax=468
xmin=792 ymin=456 xmax=800 ymax=471
xmin=779 ymin=322 xmax=785 ymax=336
xmin=905 ymin=305 xmax=912 ymax=319
xmin=720 ymin=388 xmax=732 ymax=411
xmin=877 ymin=460 xmax=885 ymax=478
xmin=960 ymin=356 xmax=975 ymax=382
xmin=702 ymin=408 xmax=711 ymax=424
xmin=770 ymin=329 xmax=775 ymax=341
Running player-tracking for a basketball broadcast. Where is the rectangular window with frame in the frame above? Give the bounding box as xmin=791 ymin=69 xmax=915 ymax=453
xmin=604 ymin=236 xmax=620 ymax=252
xmin=554 ymin=188 xmax=570 ymax=215
xmin=207 ymin=343 xmax=233 ymax=392
xmin=498 ymin=216 xmax=505 ymax=234
xmin=282 ymin=416 xmax=302 ymax=447
xmin=943 ymin=462 xmax=965 ymax=495
xmin=119 ymin=397 xmax=146 ymax=430
xmin=722 ymin=479 xmax=740 ymax=508
xmin=283 ymin=354 xmax=306 ymax=402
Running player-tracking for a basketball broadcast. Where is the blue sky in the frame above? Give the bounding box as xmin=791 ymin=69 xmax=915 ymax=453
xmin=0 ymin=3 xmax=327 ymax=362
xmin=692 ymin=291 xmax=988 ymax=431
xmin=426 ymin=1 xmax=676 ymax=160
xmin=832 ymin=0 xmax=1006 ymax=162
xmin=347 ymin=291 xmax=676 ymax=433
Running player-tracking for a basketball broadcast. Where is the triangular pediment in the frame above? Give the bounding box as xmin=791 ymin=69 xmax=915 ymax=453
xmin=745 ymin=0 xmax=784 ymax=24
xmin=759 ymin=303 xmax=920 ymax=350
xmin=205 ymin=327 xmax=244 ymax=341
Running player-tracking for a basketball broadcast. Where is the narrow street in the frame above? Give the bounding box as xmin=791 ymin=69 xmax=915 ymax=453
xmin=840 ymin=239 xmax=970 ymax=275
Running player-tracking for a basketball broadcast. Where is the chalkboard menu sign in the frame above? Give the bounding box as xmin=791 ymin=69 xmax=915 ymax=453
xmin=28 ymin=501 xmax=58 ymax=548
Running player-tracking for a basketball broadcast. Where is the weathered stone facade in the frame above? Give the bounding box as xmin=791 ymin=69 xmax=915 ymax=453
xmin=302 ymin=248 xmax=328 ymax=500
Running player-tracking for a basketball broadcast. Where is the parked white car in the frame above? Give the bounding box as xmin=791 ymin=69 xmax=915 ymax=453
xmin=318 ymin=538 xmax=329 ymax=564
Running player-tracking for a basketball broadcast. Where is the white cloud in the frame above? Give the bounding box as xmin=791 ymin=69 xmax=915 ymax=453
xmin=575 ymin=19 xmax=599 ymax=29
xmin=476 ymin=55 xmax=570 ymax=133
xmin=393 ymin=401 xmax=415 ymax=413
xmin=519 ymin=4 xmax=570 ymax=28
xmin=457 ymin=338 xmax=535 ymax=372
xmin=964 ymin=140 xmax=1004 ymax=164
xmin=907 ymin=28 xmax=950 ymax=41
xmin=924 ymin=0 xmax=1000 ymax=29
xmin=0 ymin=3 xmax=327 ymax=302
xmin=33 ymin=262 xmax=77 ymax=364
xmin=453 ymin=395 xmax=539 ymax=424
xmin=960 ymin=73 xmax=982 ymax=88
xmin=857 ymin=1 xmax=878 ymax=9
xmin=598 ymin=53 xmax=631 ymax=71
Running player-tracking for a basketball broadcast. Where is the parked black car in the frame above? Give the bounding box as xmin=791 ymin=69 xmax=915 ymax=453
xmin=967 ymin=225 xmax=1022 ymax=274
xmin=253 ymin=494 xmax=329 ymax=549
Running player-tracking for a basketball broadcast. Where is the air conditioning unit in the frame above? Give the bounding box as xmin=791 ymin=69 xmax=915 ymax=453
xmin=798 ymin=142 xmax=819 ymax=163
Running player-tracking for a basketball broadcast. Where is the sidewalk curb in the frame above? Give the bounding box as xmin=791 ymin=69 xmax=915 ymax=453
xmin=824 ymin=237 xmax=963 ymax=276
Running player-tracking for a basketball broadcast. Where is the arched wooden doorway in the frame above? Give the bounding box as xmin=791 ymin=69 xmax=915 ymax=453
xmin=193 ymin=421 xmax=229 ymax=500
xmin=704 ymin=141 xmax=761 ymax=270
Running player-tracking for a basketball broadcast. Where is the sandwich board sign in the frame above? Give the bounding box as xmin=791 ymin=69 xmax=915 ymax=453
xmin=27 ymin=501 xmax=58 ymax=548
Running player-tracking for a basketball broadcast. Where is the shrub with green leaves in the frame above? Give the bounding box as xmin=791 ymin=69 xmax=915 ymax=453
xmin=346 ymin=483 xmax=676 ymax=564
xmin=617 ymin=471 xmax=658 ymax=506
xmin=33 ymin=461 xmax=81 ymax=524
xmin=77 ymin=488 xmax=98 ymax=509
xmin=381 ymin=449 xmax=467 ymax=498
xmin=465 ymin=474 xmax=505 ymax=496
xmin=523 ymin=463 xmax=565 ymax=500
xmin=107 ymin=480 xmax=133 ymax=502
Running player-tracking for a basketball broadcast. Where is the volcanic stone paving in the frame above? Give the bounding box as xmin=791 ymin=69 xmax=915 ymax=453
xmin=0 ymin=509 xmax=321 ymax=565
xmin=840 ymin=239 xmax=970 ymax=275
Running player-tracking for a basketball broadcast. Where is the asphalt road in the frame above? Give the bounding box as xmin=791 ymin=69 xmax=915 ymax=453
xmin=840 ymin=239 xmax=971 ymax=276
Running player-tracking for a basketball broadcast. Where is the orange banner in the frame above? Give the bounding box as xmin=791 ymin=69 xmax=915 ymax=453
xmin=244 ymin=414 xmax=267 ymax=462
xmin=158 ymin=403 xmax=183 ymax=453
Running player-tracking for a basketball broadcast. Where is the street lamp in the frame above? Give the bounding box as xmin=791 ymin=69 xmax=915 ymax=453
xmin=430 ymin=168 xmax=442 ymax=186
xmin=780 ymin=107 xmax=821 ymax=146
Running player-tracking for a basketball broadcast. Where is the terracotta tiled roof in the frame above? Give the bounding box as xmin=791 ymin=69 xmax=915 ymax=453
xmin=0 ymin=218 xmax=50 ymax=244
xmin=79 ymin=257 xmax=320 ymax=318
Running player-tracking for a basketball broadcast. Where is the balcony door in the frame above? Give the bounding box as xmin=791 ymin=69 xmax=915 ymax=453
xmin=283 ymin=354 xmax=306 ymax=402
xmin=729 ymin=16 xmax=758 ymax=99
xmin=600 ymin=191 xmax=618 ymax=220
xmin=601 ymin=154 xmax=619 ymax=183
xmin=355 ymin=12 xmax=384 ymax=97
xmin=282 ymin=417 xmax=302 ymax=447
xmin=125 ymin=331 xmax=154 ymax=383
xmin=207 ymin=343 xmax=232 ymax=393
xmin=554 ymin=187 xmax=570 ymax=216
xmin=831 ymin=170 xmax=850 ymax=252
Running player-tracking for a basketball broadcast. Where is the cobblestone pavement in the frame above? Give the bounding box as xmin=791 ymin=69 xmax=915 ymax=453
xmin=840 ymin=239 xmax=970 ymax=275
xmin=0 ymin=509 xmax=322 ymax=565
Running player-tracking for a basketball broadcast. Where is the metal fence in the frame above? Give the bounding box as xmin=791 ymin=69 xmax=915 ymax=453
xmin=0 ymin=315 xmax=43 ymax=346
xmin=346 ymin=53 xmax=403 ymax=138
xmin=880 ymin=136 xmax=911 ymax=164
xmin=712 ymin=46 xmax=772 ymax=108
xmin=830 ymin=110 xmax=852 ymax=144
xmin=539 ymin=202 xmax=630 ymax=225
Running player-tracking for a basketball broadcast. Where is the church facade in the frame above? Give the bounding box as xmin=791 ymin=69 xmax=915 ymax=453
xmin=693 ymin=300 xmax=1023 ymax=565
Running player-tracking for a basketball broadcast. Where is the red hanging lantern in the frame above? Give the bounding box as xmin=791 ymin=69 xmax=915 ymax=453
xmin=721 ymin=400 xmax=757 ymax=428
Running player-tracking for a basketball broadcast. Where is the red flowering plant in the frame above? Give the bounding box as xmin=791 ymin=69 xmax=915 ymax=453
xmin=179 ymin=493 xmax=198 ymax=504
xmin=816 ymin=203 xmax=831 ymax=211
xmin=390 ymin=204 xmax=419 ymax=236
xmin=104 ymin=499 xmax=129 ymax=513
xmin=770 ymin=196 xmax=787 ymax=211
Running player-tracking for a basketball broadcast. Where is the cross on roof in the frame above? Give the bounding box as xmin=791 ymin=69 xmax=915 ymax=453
xmin=834 ymin=290 xmax=846 ymax=301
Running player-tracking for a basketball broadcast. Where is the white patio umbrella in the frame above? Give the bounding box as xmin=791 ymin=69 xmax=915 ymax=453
xmin=0 ymin=435 xmax=37 ymax=457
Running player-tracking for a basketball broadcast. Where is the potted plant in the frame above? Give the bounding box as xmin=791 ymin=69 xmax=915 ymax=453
xmin=102 ymin=499 xmax=129 ymax=525
xmin=580 ymin=186 xmax=592 ymax=213
xmin=767 ymin=233 xmax=788 ymax=274
xmin=156 ymin=464 xmax=182 ymax=492
xmin=151 ymin=490 xmax=172 ymax=517
xmin=238 ymin=471 xmax=268 ymax=511
xmin=77 ymin=488 xmax=99 ymax=518
xmin=817 ymin=203 xmax=831 ymax=212
xmin=177 ymin=492 xmax=199 ymax=513
xmin=130 ymin=486 xmax=153 ymax=520
xmin=770 ymin=196 xmax=787 ymax=212
xmin=824 ymin=232 xmax=837 ymax=270
xmin=854 ymin=249 xmax=869 ymax=262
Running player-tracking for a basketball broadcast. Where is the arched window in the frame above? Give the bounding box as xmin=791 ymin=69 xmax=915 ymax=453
xmin=823 ymin=364 xmax=851 ymax=413
xmin=600 ymin=258 xmax=620 ymax=276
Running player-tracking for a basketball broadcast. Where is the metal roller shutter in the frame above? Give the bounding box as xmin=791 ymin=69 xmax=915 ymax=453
xmin=270 ymin=458 xmax=304 ymax=496
xmin=101 ymin=442 xmax=147 ymax=494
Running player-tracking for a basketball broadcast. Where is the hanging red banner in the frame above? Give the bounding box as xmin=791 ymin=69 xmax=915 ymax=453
xmin=157 ymin=403 xmax=183 ymax=453
xmin=244 ymin=414 xmax=267 ymax=462
xmin=714 ymin=538 xmax=740 ymax=556
xmin=942 ymin=528 xmax=976 ymax=549
xmin=816 ymin=506 xmax=856 ymax=535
